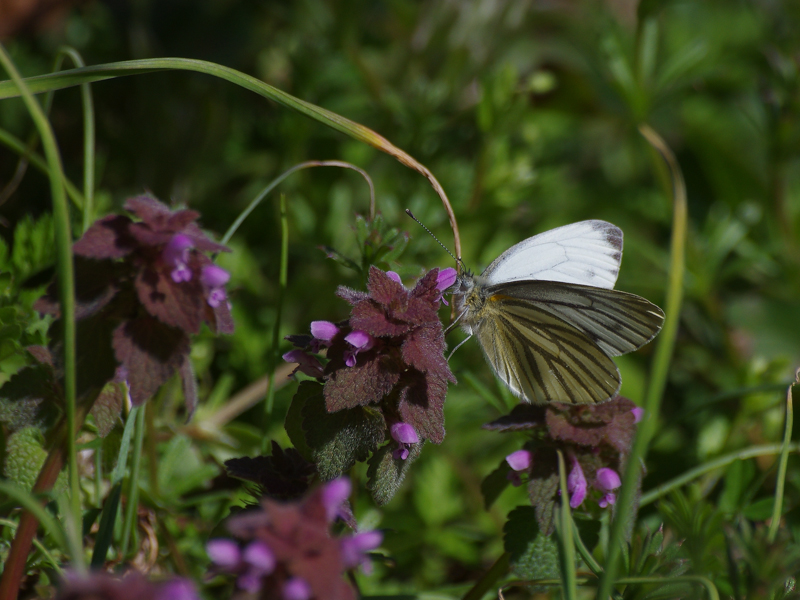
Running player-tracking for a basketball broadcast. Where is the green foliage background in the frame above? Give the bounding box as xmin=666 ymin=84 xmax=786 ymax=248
xmin=1 ymin=0 xmax=800 ymax=597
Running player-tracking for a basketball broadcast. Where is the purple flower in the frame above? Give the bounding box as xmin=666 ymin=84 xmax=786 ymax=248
xmin=153 ymin=578 xmax=199 ymax=600
xmin=207 ymin=537 xmax=276 ymax=593
xmin=201 ymin=265 xmax=231 ymax=308
xmin=283 ymin=349 xmax=324 ymax=378
xmin=207 ymin=538 xmax=241 ymax=568
xmin=243 ymin=540 xmax=276 ymax=573
xmin=162 ymin=234 xmax=194 ymax=283
xmin=506 ymin=471 xmax=523 ymax=487
xmin=386 ymin=271 xmax=403 ymax=285
xmin=390 ymin=422 xmax=419 ymax=460
xmin=341 ymin=530 xmax=383 ymax=572
xmin=595 ymin=468 xmax=621 ymax=508
xmin=344 ymin=330 xmax=375 ymax=367
xmin=435 ymin=267 xmax=458 ymax=305
xmin=310 ymin=320 xmax=339 ymax=352
xmin=598 ymin=493 xmax=616 ymax=508
xmin=631 ymin=407 xmax=644 ymax=423
xmin=322 ymin=477 xmax=352 ymax=522
xmin=391 ymin=422 xmax=419 ymax=444
xmin=595 ymin=468 xmax=622 ymax=492
xmin=567 ymin=456 xmax=587 ymax=509
xmin=283 ymin=577 xmax=312 ymax=600
xmin=505 ymin=449 xmax=532 ymax=472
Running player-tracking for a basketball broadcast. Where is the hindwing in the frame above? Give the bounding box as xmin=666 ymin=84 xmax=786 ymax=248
xmin=472 ymin=295 xmax=622 ymax=404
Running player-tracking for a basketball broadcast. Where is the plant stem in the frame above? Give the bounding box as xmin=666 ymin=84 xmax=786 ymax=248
xmin=597 ymin=124 xmax=687 ymax=600
xmin=0 ymin=42 xmax=80 ymax=587
xmin=768 ymin=375 xmax=797 ymax=542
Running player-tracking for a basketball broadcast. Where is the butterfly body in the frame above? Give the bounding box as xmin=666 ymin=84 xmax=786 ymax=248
xmin=452 ymin=220 xmax=664 ymax=405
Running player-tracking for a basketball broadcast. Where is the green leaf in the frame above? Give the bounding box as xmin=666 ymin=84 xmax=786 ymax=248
xmin=503 ymin=505 xmax=559 ymax=582
xmin=91 ymin=482 xmax=122 ymax=568
xmin=4 ymin=426 xmax=66 ymax=493
xmin=366 ymin=440 xmax=422 ymax=506
xmin=743 ymin=497 xmax=775 ymax=521
xmin=481 ymin=460 xmax=511 ymax=510
xmin=301 ymin=384 xmax=386 ymax=480
xmin=574 ymin=516 xmax=601 ymax=555
xmin=284 ymin=381 xmax=315 ymax=462
xmin=156 ymin=434 xmax=219 ymax=501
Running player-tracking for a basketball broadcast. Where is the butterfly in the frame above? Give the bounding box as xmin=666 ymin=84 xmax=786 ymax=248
xmin=451 ymin=220 xmax=664 ymax=405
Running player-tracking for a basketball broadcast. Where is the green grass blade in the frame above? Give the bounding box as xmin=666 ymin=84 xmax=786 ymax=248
xmin=597 ymin=124 xmax=687 ymax=600
xmin=555 ymin=451 xmax=577 ymax=600
xmin=640 ymin=442 xmax=800 ymax=506
xmin=120 ymin=405 xmax=145 ymax=559
xmin=0 ymin=56 xmax=461 ymax=258
xmin=0 ymin=127 xmax=85 ymax=209
xmin=0 ymin=481 xmax=68 ymax=555
xmin=768 ymin=373 xmax=797 ymax=542
xmin=90 ymin=482 xmax=122 ymax=568
xmin=55 ymin=47 xmax=95 ymax=232
xmin=0 ymin=42 xmax=82 ymax=573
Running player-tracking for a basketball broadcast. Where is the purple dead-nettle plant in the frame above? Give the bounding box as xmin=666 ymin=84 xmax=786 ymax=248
xmin=488 ymin=396 xmax=642 ymax=533
xmin=282 ymin=266 xmax=457 ymax=500
xmin=207 ymin=477 xmax=382 ymax=600
xmin=34 ymin=195 xmax=234 ymax=417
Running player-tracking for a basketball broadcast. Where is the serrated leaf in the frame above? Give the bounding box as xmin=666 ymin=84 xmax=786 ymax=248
xmin=90 ymin=380 xmax=124 ymax=437
xmin=481 ymin=460 xmax=512 ymax=510
xmin=503 ymin=506 xmax=560 ymax=582
xmin=4 ymin=426 xmax=66 ymax=492
xmin=366 ymin=440 xmax=422 ymax=506
xmin=302 ymin=386 xmax=386 ymax=480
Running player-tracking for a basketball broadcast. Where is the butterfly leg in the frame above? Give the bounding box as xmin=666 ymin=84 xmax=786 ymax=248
xmin=447 ymin=333 xmax=473 ymax=361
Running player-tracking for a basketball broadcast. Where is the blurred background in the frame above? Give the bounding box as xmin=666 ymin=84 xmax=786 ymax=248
xmin=1 ymin=0 xmax=800 ymax=593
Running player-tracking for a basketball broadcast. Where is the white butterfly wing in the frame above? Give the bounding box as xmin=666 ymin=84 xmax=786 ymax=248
xmin=482 ymin=220 xmax=623 ymax=289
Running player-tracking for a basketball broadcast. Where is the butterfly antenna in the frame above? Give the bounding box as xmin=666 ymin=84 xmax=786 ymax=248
xmin=404 ymin=209 xmax=465 ymax=270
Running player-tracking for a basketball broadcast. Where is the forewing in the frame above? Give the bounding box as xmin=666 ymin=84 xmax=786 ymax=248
xmin=473 ymin=298 xmax=621 ymax=404
xmin=482 ymin=220 xmax=622 ymax=289
xmin=492 ymin=281 xmax=664 ymax=357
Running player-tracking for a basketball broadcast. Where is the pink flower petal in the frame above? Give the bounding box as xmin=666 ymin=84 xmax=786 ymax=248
xmin=505 ymin=449 xmax=533 ymax=472
xmin=283 ymin=578 xmax=312 ymax=600
xmin=201 ymin=265 xmax=230 ymax=288
xmin=595 ymin=468 xmax=622 ymax=492
xmin=631 ymin=407 xmax=645 ymax=423
xmin=206 ymin=538 xmax=241 ymax=568
xmin=436 ymin=267 xmax=457 ymax=291
xmin=243 ymin=541 xmax=275 ymax=574
xmin=390 ymin=422 xmax=419 ymax=444
xmin=322 ymin=477 xmax=351 ymax=522
xmin=310 ymin=320 xmax=339 ymax=342
xmin=567 ymin=456 xmax=587 ymax=509
xmin=386 ymin=271 xmax=403 ymax=285
xmin=345 ymin=330 xmax=374 ymax=350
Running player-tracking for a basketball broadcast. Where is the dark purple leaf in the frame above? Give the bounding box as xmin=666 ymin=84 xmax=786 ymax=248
xmin=112 ymin=317 xmax=190 ymax=405
xmin=73 ymin=215 xmax=136 ymax=259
